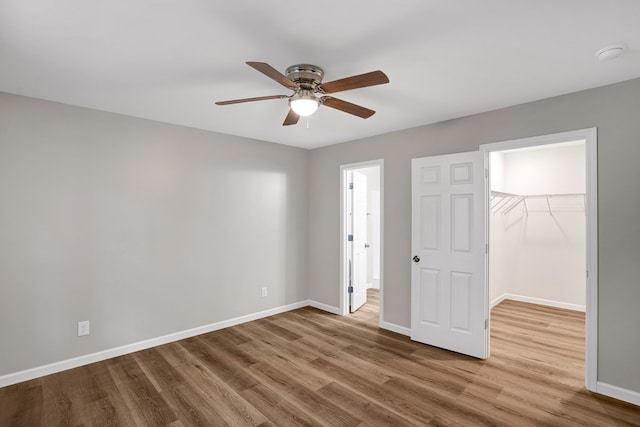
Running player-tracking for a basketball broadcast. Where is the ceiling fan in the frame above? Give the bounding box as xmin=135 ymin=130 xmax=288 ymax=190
xmin=215 ymin=62 xmax=389 ymax=126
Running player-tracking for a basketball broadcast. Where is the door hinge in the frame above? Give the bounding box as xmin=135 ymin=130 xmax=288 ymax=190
xmin=586 ymin=270 xmax=589 ymax=278
xmin=485 ymin=243 xmax=488 ymax=254
xmin=349 ymin=183 xmax=354 ymax=190
xmin=348 ymin=286 xmax=354 ymax=293
xmin=348 ymin=234 xmax=353 ymax=242
xmin=485 ymin=319 xmax=488 ymax=329
xmin=485 ymin=168 xmax=488 ymax=178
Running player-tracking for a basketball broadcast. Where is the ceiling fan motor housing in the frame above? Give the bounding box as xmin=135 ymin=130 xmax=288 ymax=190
xmin=285 ymin=64 xmax=325 ymax=90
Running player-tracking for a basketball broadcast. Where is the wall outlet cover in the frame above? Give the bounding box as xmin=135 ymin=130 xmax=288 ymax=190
xmin=78 ymin=320 xmax=90 ymax=337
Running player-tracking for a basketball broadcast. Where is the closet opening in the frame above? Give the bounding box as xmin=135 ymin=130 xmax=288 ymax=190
xmin=482 ymin=128 xmax=597 ymax=390
xmin=489 ymin=140 xmax=586 ymax=311
xmin=339 ymin=160 xmax=383 ymax=322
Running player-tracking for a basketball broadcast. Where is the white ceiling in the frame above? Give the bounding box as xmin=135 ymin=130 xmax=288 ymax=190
xmin=1 ymin=1 xmax=639 ymax=149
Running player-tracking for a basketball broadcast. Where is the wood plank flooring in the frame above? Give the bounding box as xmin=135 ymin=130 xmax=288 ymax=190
xmin=1 ymin=289 xmax=639 ymax=426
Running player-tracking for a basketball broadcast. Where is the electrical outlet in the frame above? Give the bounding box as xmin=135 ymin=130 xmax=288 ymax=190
xmin=261 ymin=287 xmax=268 ymax=297
xmin=78 ymin=320 xmax=90 ymax=337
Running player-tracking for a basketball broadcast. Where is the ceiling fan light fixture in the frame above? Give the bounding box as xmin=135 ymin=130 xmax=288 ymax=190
xmin=289 ymin=90 xmax=319 ymax=116
xmin=216 ymin=61 xmax=389 ymax=126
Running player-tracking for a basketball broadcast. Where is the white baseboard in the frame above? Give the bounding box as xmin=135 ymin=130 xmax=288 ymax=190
xmin=0 ymin=300 xmax=309 ymax=388
xmin=596 ymin=381 xmax=640 ymax=406
xmin=380 ymin=321 xmax=410 ymax=336
xmin=491 ymin=294 xmax=508 ymax=308
xmin=492 ymin=293 xmax=585 ymax=312
xmin=4 ymin=300 xmax=637 ymax=409
xmin=307 ymin=300 xmax=341 ymax=315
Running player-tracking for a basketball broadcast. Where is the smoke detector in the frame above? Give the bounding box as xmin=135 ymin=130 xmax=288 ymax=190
xmin=596 ymin=44 xmax=626 ymax=61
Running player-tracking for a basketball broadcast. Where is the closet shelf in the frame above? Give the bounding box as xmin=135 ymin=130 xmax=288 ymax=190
xmin=490 ymin=191 xmax=585 ymax=216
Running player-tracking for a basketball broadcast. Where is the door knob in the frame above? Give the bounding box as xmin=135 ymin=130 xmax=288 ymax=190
xmin=413 ymin=255 xmax=420 ymax=263
xmin=364 ymin=243 xmax=370 ymax=248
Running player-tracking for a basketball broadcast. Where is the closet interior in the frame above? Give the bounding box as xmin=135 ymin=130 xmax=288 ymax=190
xmin=489 ymin=141 xmax=586 ymax=311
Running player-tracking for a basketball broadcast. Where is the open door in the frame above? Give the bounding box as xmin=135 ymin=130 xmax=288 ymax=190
xmin=411 ymin=151 xmax=488 ymax=358
xmin=349 ymin=170 xmax=368 ymax=312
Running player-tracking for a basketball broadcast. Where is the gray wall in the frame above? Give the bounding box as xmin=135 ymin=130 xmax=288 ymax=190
xmin=0 ymin=93 xmax=309 ymax=376
xmin=308 ymin=78 xmax=640 ymax=393
xmin=2 ymin=78 xmax=639 ymax=395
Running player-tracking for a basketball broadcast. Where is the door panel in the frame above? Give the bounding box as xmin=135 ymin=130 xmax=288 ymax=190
xmin=420 ymin=269 xmax=440 ymax=324
xmin=350 ymin=171 xmax=368 ymax=312
xmin=420 ymin=196 xmax=440 ymax=249
xmin=450 ymin=271 xmax=472 ymax=332
xmin=452 ymin=194 xmax=473 ymax=252
xmin=411 ymin=151 xmax=488 ymax=358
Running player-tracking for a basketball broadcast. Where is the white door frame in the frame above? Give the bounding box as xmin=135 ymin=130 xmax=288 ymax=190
xmin=339 ymin=159 xmax=384 ymax=321
xmin=480 ymin=127 xmax=598 ymax=391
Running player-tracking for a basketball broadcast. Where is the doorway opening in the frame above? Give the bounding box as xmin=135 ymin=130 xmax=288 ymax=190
xmin=340 ymin=160 xmax=383 ymax=321
xmin=481 ymin=128 xmax=597 ymax=391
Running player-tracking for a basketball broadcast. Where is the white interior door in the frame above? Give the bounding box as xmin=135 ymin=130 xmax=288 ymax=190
xmin=411 ymin=151 xmax=488 ymax=358
xmin=350 ymin=171 xmax=368 ymax=312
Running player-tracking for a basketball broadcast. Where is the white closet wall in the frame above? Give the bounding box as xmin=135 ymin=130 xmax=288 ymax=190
xmin=490 ymin=143 xmax=586 ymax=310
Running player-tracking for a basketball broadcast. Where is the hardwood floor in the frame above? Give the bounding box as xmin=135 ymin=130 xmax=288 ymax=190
xmin=1 ymin=289 xmax=639 ymax=426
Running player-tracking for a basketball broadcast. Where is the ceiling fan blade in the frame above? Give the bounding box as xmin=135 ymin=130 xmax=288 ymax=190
xmin=215 ymin=95 xmax=288 ymax=105
xmin=247 ymin=62 xmax=299 ymax=90
xmin=319 ymin=70 xmax=389 ymax=94
xmin=321 ymin=97 xmax=376 ymax=118
xmin=283 ymin=109 xmax=300 ymax=126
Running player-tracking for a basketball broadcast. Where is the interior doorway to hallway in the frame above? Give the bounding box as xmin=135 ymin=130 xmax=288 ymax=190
xmin=339 ymin=160 xmax=383 ymax=321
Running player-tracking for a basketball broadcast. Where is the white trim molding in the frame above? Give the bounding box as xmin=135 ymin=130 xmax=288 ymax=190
xmin=0 ymin=300 xmax=310 ymax=388
xmin=481 ymin=127 xmax=598 ymax=392
xmin=491 ymin=294 xmax=585 ymax=312
xmin=0 ymin=297 xmax=405 ymax=388
xmin=380 ymin=321 xmax=410 ymax=337
xmin=307 ymin=300 xmax=341 ymax=315
xmin=491 ymin=294 xmax=509 ymax=308
xmin=596 ymin=382 xmax=640 ymax=407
